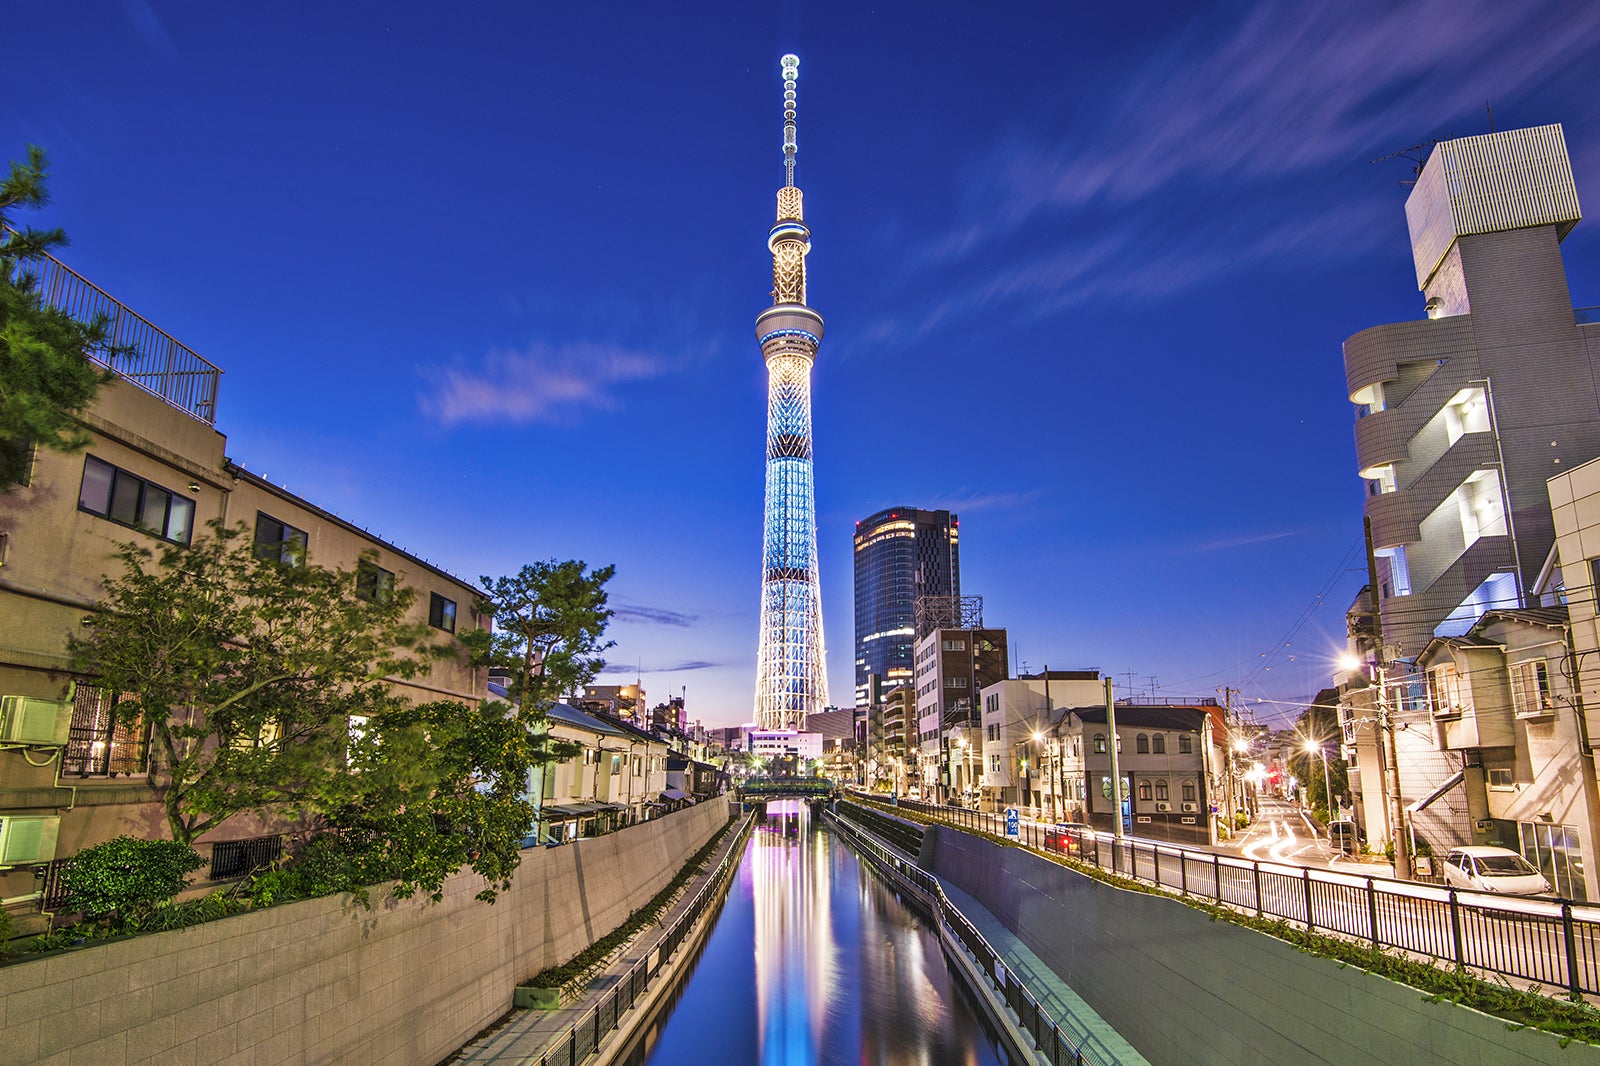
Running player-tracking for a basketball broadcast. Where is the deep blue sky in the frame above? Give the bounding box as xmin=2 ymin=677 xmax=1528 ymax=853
xmin=7 ymin=2 xmax=1599 ymax=727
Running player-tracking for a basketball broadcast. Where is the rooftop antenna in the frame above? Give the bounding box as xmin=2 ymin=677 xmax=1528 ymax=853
xmin=1370 ymin=135 xmax=1450 ymax=189
xmin=781 ymin=53 xmax=799 ymax=187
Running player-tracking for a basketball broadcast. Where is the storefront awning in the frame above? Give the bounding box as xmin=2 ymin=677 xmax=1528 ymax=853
xmin=660 ymin=787 xmax=688 ymax=801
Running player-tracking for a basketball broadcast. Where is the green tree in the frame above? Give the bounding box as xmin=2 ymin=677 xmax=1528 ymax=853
xmin=463 ymin=560 xmax=617 ymax=718
xmin=1288 ymin=687 xmax=1350 ymax=824
xmin=460 ymin=561 xmax=616 ymax=841
xmin=0 ymin=146 xmax=115 ymax=488
xmin=69 ymin=521 xmax=445 ymax=845
xmin=329 ymin=699 xmax=540 ymax=903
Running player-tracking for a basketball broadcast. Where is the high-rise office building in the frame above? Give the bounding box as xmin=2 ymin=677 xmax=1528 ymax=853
xmin=753 ymin=55 xmax=828 ymax=730
xmin=852 ymin=508 xmax=960 ymax=705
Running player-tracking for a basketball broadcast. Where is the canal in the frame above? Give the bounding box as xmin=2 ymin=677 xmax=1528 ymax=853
xmin=621 ymin=801 xmax=1006 ymax=1065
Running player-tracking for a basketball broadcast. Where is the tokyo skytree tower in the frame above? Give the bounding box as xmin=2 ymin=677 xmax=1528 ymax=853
xmin=754 ymin=53 xmax=827 ymax=730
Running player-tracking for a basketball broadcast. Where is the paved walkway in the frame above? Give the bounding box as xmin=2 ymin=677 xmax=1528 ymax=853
xmin=450 ymin=816 xmax=750 ymax=1065
xmin=935 ymin=879 xmax=1149 ymax=1066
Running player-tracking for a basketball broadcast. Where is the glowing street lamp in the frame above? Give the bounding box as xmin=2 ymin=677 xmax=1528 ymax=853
xmin=1304 ymin=738 xmax=1333 ymax=831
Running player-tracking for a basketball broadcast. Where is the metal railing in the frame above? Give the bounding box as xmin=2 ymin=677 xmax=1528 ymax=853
xmin=865 ymin=793 xmax=1600 ymax=1000
xmin=7 ymin=242 xmax=221 ymax=424
xmin=829 ymin=807 xmax=1105 ymax=1066
xmin=535 ymin=814 xmax=752 ymax=1066
xmin=209 ymin=835 xmax=283 ymax=880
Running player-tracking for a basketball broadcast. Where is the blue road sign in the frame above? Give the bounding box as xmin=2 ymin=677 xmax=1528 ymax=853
xmin=1005 ymin=807 xmax=1020 ymax=839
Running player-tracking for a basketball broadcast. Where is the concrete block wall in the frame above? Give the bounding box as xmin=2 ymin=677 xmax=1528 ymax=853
xmin=927 ymin=827 xmax=1595 ymax=1066
xmin=0 ymin=800 xmax=731 ymax=1066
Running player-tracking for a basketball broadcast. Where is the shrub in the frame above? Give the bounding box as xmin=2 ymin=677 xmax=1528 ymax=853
xmin=0 ymin=906 xmax=14 ymax=956
xmin=62 ymin=836 xmax=204 ymax=924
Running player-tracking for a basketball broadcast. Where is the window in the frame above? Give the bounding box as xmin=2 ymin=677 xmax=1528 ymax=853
xmin=942 ymin=639 xmax=966 ymax=651
xmin=356 ymin=559 xmax=395 ymax=603
xmin=1137 ymin=780 xmax=1152 ymax=801
xmin=1155 ymin=780 xmax=1169 ymax=801
xmin=1135 ymin=733 xmax=1149 ymax=754
xmin=1178 ymin=734 xmax=1192 ymax=754
xmin=1427 ymin=664 xmax=1463 ymax=716
xmin=429 ymin=592 xmax=457 ymax=632
xmin=945 ymin=676 xmax=967 ymax=688
xmin=1488 ymin=768 xmax=1514 ymax=789
xmin=1152 ymin=734 xmax=1166 ymax=754
xmin=1182 ymin=782 xmax=1197 ymax=802
xmin=63 ymin=685 xmax=147 ymax=777
xmin=254 ymin=512 xmax=307 ymax=565
xmin=989 ymin=754 xmax=1001 ymax=772
xmin=1510 ymin=660 xmax=1553 ymax=717
xmin=78 ymin=455 xmax=194 ymax=544
xmin=1093 ymin=734 xmax=1106 ymax=754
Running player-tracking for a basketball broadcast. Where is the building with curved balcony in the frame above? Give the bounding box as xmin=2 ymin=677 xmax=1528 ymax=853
xmin=1339 ymin=124 xmax=1600 ymax=860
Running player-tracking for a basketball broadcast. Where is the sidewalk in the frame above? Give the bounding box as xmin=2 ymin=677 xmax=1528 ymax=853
xmin=936 ymin=880 xmax=1149 ymax=1066
xmin=449 ymin=815 xmax=750 ymax=1065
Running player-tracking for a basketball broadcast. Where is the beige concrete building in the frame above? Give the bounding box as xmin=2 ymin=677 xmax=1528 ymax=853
xmin=0 ymin=249 xmax=486 ymax=917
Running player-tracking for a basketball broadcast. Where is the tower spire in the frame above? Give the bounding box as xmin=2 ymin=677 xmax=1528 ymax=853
xmin=781 ymin=53 xmax=798 ymax=188
xmin=754 ymin=53 xmax=827 ymax=730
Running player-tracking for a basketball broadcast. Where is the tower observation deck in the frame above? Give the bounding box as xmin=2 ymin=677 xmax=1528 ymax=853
xmin=754 ymin=54 xmax=828 ymax=729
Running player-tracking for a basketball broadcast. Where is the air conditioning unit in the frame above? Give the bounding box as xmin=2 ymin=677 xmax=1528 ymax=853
xmin=0 ymin=815 xmax=60 ymax=865
xmin=1181 ymin=802 xmax=1198 ymax=812
xmin=0 ymin=695 xmax=74 ymax=746
xmin=1154 ymin=801 xmax=1172 ymax=812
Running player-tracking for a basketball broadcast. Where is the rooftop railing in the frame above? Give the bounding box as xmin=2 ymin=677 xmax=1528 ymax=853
xmin=8 ymin=243 xmax=221 ymax=425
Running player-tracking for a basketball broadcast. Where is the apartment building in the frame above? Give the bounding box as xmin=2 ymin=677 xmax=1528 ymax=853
xmin=0 ymin=251 xmax=485 ymax=916
xmin=978 ymin=672 xmax=1103 ymax=814
xmin=1339 ymin=123 xmax=1600 ymax=860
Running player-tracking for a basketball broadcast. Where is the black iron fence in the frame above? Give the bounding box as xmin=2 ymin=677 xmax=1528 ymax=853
xmin=867 ymin=793 xmax=1600 ymax=1000
xmin=209 ymin=835 xmax=284 ymax=880
xmin=535 ymin=813 xmax=752 ymax=1066
xmin=829 ymin=808 xmax=1105 ymax=1066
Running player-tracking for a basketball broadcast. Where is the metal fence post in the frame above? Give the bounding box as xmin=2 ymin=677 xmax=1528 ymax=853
xmin=1213 ymin=852 xmax=1222 ymax=904
xmin=1447 ymin=887 xmax=1465 ymax=970
xmin=1366 ymin=877 xmax=1379 ymax=949
xmin=1180 ymin=850 xmax=1188 ymax=896
xmin=1153 ymin=843 xmax=1161 ymax=887
xmin=1302 ymin=866 xmax=1314 ymax=932
xmin=1253 ymin=860 xmax=1263 ymax=917
xmin=1563 ymin=900 xmax=1584 ymax=1000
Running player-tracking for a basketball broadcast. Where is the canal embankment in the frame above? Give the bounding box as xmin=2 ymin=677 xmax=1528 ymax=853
xmin=0 ymin=800 xmax=732 ymax=1066
xmin=926 ymin=822 xmax=1600 ymax=1065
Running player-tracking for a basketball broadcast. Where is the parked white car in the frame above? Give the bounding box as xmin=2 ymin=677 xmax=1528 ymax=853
xmin=1442 ymin=846 xmax=1551 ymax=896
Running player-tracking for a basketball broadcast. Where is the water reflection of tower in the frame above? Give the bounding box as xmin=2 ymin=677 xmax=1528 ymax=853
xmin=751 ymin=800 xmax=837 ymax=1065
xmin=753 ymin=53 xmax=828 ymax=730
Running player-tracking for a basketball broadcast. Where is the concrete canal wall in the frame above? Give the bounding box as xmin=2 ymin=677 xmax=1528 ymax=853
xmin=0 ymin=801 xmax=732 ymax=1066
xmin=925 ymin=826 xmax=1597 ymax=1066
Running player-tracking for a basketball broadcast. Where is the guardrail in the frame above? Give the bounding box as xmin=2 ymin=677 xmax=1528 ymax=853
xmin=828 ymin=807 xmax=1106 ymax=1066
xmin=862 ymin=793 xmax=1600 ymax=1000
xmin=535 ymin=812 xmax=752 ymax=1066
xmin=6 ymin=241 xmax=222 ymax=424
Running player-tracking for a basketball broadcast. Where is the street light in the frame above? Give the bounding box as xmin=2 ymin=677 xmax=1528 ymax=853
xmin=1303 ymin=738 xmax=1333 ymax=832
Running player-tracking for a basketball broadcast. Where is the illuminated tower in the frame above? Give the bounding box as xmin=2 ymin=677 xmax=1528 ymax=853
xmin=754 ymin=53 xmax=828 ymax=729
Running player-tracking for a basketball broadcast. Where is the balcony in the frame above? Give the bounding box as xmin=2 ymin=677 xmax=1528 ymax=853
xmin=10 ymin=244 xmax=221 ymax=425
xmin=1353 ymin=407 xmax=1410 ymax=474
xmin=1344 ymin=315 xmax=1473 ymax=403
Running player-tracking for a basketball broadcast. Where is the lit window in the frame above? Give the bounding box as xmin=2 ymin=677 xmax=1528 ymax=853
xmin=1094 ymin=734 xmax=1106 ymax=754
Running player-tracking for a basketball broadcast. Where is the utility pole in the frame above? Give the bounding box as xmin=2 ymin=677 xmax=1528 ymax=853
xmin=1366 ymin=515 xmax=1412 ymax=880
xmin=1222 ymin=686 xmax=1237 ymax=834
xmin=1106 ymin=677 xmax=1123 ymax=843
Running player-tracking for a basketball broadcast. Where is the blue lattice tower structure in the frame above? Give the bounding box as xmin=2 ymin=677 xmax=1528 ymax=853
xmin=754 ymin=54 xmax=828 ymax=730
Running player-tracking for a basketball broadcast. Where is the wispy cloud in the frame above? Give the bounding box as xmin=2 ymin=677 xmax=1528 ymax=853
xmin=934 ymin=488 xmax=1049 ymax=514
xmin=845 ymin=1 xmax=1600 ymax=352
xmin=421 ymin=341 xmax=671 ymax=425
xmin=1183 ymin=529 xmax=1308 ymax=554
xmin=611 ymin=603 xmax=699 ymax=628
